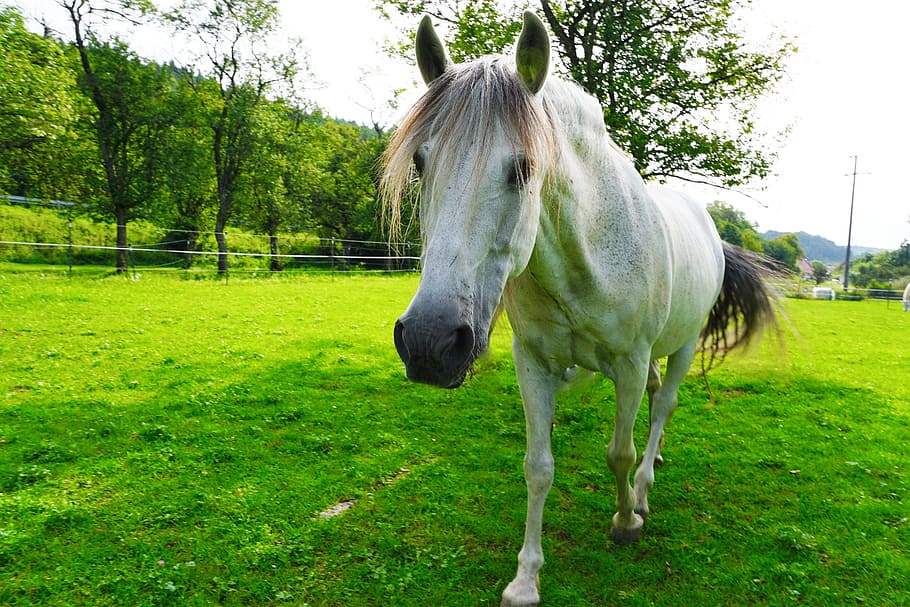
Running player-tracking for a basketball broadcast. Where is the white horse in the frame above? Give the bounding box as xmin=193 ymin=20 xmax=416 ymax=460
xmin=381 ymin=13 xmax=776 ymax=607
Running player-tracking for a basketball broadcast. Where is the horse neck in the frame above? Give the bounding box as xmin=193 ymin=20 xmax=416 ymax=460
xmin=537 ymin=81 xmax=657 ymax=256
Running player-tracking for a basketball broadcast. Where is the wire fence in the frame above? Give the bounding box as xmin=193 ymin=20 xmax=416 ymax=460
xmin=0 ymin=196 xmax=421 ymax=275
xmin=0 ymin=236 xmax=422 ymax=276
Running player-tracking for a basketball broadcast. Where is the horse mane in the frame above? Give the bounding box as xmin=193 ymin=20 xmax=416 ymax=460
xmin=379 ymin=55 xmax=560 ymax=246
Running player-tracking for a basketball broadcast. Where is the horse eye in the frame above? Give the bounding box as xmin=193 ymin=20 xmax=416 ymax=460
xmin=413 ymin=151 xmax=426 ymax=177
xmin=508 ymin=156 xmax=531 ymax=189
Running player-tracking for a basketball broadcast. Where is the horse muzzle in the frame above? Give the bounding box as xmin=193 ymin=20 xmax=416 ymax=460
xmin=393 ymin=314 xmax=478 ymax=389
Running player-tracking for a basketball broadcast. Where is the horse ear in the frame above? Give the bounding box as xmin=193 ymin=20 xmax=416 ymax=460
xmin=416 ymin=15 xmax=449 ymax=85
xmin=515 ymin=11 xmax=550 ymax=94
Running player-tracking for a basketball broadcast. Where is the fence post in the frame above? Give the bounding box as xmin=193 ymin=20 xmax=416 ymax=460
xmin=128 ymin=244 xmax=137 ymax=280
xmin=67 ymin=216 xmax=74 ymax=278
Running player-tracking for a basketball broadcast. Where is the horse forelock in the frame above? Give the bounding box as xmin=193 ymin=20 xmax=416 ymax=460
xmin=380 ymin=56 xmax=560 ymax=245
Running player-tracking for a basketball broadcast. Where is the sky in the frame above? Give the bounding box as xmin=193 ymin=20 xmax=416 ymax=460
xmin=15 ymin=0 xmax=910 ymax=250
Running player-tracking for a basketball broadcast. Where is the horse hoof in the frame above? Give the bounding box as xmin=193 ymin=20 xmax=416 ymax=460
xmin=611 ymin=512 xmax=645 ymax=544
xmin=655 ymin=453 xmax=665 ymax=467
xmin=500 ymin=576 xmax=540 ymax=607
xmin=500 ymin=591 xmax=539 ymax=607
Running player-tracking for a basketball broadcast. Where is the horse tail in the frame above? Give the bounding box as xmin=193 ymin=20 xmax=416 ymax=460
xmin=700 ymin=241 xmax=779 ymax=369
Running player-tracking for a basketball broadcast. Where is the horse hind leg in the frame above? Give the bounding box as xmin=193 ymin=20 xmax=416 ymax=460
xmin=634 ymin=341 xmax=697 ymax=520
xmin=646 ymin=360 xmax=664 ymax=467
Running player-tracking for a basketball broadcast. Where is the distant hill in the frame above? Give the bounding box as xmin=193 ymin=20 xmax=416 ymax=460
xmin=763 ymin=231 xmax=886 ymax=265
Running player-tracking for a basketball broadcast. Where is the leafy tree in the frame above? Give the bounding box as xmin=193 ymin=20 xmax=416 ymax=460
xmin=277 ymin=111 xmax=387 ymax=246
xmin=846 ymin=241 xmax=910 ymax=289
xmin=886 ymin=240 xmax=910 ymax=269
xmin=307 ymin=122 xmax=384 ymax=243
xmin=0 ymin=7 xmax=95 ymax=203
xmin=235 ymin=100 xmax=301 ymax=271
xmin=378 ymin=0 xmax=795 ymax=188
xmin=706 ymin=200 xmax=763 ymax=253
xmin=763 ymin=232 xmax=803 ymax=272
xmin=61 ymin=0 xmax=172 ymax=272
xmin=151 ymin=65 xmax=216 ymax=268
xmin=0 ymin=7 xmax=75 ymax=156
xmin=165 ymin=0 xmax=300 ymax=274
xmin=810 ymin=260 xmax=829 ymax=285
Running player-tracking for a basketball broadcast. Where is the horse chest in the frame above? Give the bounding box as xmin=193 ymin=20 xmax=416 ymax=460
xmin=506 ymin=268 xmax=657 ymax=372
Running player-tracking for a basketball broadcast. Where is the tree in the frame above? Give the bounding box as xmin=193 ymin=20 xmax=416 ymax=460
xmin=379 ymin=0 xmax=794 ymax=188
xmin=846 ymin=241 xmax=910 ymax=289
xmin=763 ymin=232 xmax=803 ymax=272
xmin=307 ymin=120 xmax=384 ymax=243
xmin=62 ymin=0 xmax=171 ymax=272
xmin=165 ymin=0 xmax=299 ymax=274
xmin=0 ymin=7 xmax=75 ymax=156
xmin=706 ymin=200 xmax=763 ymax=253
xmin=235 ymin=100 xmax=300 ymax=271
xmin=0 ymin=7 xmax=90 ymax=201
xmin=810 ymin=260 xmax=829 ymax=285
xmin=151 ymin=65 xmax=216 ymax=268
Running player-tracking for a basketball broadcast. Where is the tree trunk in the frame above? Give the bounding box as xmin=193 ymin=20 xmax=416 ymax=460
xmin=183 ymin=231 xmax=198 ymax=269
xmin=269 ymin=232 xmax=282 ymax=272
xmin=116 ymin=209 xmax=128 ymax=274
xmin=215 ymin=208 xmax=229 ymax=275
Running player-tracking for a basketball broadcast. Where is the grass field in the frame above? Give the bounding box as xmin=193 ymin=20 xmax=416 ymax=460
xmin=1 ymin=270 xmax=908 ymax=606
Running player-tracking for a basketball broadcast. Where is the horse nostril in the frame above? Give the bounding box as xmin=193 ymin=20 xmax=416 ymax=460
xmin=393 ymin=319 xmax=409 ymax=364
xmin=439 ymin=324 xmax=475 ymax=369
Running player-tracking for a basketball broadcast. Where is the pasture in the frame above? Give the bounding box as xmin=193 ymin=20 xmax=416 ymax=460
xmin=0 ymin=271 xmax=907 ymax=606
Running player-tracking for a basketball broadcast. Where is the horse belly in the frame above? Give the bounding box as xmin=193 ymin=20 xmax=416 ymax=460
xmin=648 ymin=189 xmax=724 ymax=358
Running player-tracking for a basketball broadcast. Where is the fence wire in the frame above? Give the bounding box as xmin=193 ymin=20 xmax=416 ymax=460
xmin=0 ymin=237 xmax=422 ymax=274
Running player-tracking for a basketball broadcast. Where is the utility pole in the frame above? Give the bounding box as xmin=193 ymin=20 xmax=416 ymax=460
xmin=843 ymin=156 xmax=858 ymax=291
xmin=843 ymin=156 xmax=869 ymax=291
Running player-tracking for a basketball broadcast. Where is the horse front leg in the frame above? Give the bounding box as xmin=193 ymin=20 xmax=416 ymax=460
xmin=607 ymin=353 xmax=650 ymax=544
xmin=501 ymin=337 xmax=559 ymax=607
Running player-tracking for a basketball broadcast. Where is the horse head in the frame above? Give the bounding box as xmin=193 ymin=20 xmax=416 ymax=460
xmin=383 ymin=12 xmax=554 ymax=388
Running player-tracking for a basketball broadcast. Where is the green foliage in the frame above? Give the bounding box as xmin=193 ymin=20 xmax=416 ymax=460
xmin=165 ymin=0 xmax=301 ymax=273
xmin=379 ymin=0 xmax=523 ymax=63
xmin=0 ymin=203 xmax=166 ymax=265
xmin=0 ymin=7 xmax=91 ymax=202
xmin=0 ymin=274 xmax=908 ymax=605
xmin=78 ymin=40 xmax=176 ymax=222
xmin=301 ymin=117 xmax=386 ymax=241
xmin=810 ymin=260 xmax=829 ymax=284
xmin=0 ymin=201 xmax=332 ymax=270
xmin=0 ymin=4 xmax=389 ymax=273
xmin=847 ymin=241 xmax=910 ymax=288
xmin=706 ymin=200 xmax=805 ymax=271
xmin=706 ymin=200 xmax=762 ymax=253
xmin=0 ymin=7 xmax=76 ymax=154
xmin=379 ymin=0 xmax=795 ymax=187
xmin=763 ymin=232 xmax=803 ymax=271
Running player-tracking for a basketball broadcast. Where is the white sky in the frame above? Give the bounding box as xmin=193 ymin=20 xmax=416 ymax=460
xmin=15 ymin=0 xmax=910 ymax=250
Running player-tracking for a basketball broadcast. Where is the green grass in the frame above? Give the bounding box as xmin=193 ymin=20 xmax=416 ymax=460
xmin=0 ymin=272 xmax=907 ymax=606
